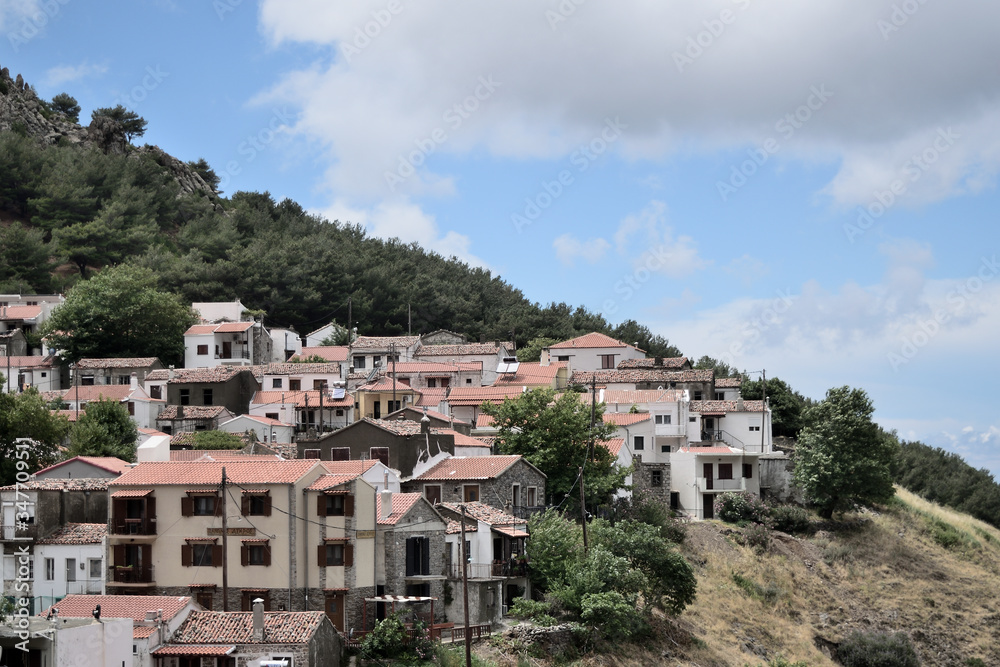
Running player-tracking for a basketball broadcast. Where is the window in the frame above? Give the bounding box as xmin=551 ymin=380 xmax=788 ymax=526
xmin=331 ymin=447 xmax=351 ymax=461
xmin=353 ymin=356 xmax=365 ymax=369
xmin=272 ymin=378 xmax=282 ymax=389
xmin=289 ymin=379 xmax=301 ymax=391
xmin=318 ymin=493 xmax=354 ymax=517
xmin=743 ymin=463 xmax=754 ymax=479
xmin=661 ymin=444 xmax=671 ymax=453
xmin=313 ymin=379 xmax=326 ymax=390
xmin=265 ymin=412 xmax=278 ymax=420
xmin=303 ymin=449 xmax=321 ymax=459
xmin=464 ymin=485 xmax=479 ymax=502
xmin=466 ymin=378 xmax=472 ymax=384
xmin=319 ymin=542 xmax=354 ymax=567
xmin=749 ymin=425 xmax=761 ymax=432
xmin=600 ymin=354 xmax=615 ymax=369
xmin=45 ymin=558 xmax=54 ymax=581
xmin=66 ymin=558 xmax=76 ymax=582
xmin=693 ymin=390 xmax=703 ymax=401
xmin=650 ymin=470 xmax=663 ymax=487
xmin=718 ymin=463 xmax=733 ymax=480
xmin=179 ymin=389 xmax=190 ymax=405
xmin=194 ymin=590 xmax=214 ymax=610
xmin=241 ymin=541 xmax=271 ymax=566
xmin=242 ymin=492 xmax=271 ymax=516
xmin=150 ymin=385 xmax=162 ymax=399
xmin=197 ymin=344 xmax=209 ymax=355
xmin=181 ymin=541 xmax=220 ymax=567
xmin=427 ymin=378 xmax=437 ymax=388
xmin=241 ymin=590 xmax=271 ymax=611
xmin=633 ymin=436 xmax=644 ymax=450
xmin=182 ymin=493 xmax=219 ymax=517
xmin=527 ymin=487 xmax=537 ymax=507
xmin=203 ymin=388 xmax=213 ymax=405
xmin=117 ymin=375 xmax=130 ymax=385
xmin=689 ymin=417 xmax=697 ymax=423
xmin=406 ymin=536 xmax=430 ymax=576
xmin=715 ymin=392 xmax=725 ymax=400
xmin=89 ymin=559 xmax=102 ymax=578
xmin=81 ymin=375 xmax=95 ymax=385
xmin=127 ymin=402 xmax=135 ymax=416
xmin=370 ymin=447 xmax=389 ymax=466
xmin=424 ymin=485 xmax=441 ymax=504
xmin=655 ymin=414 xmax=672 ymax=425
xmin=439 ymin=378 xmax=450 ymax=388
xmin=556 ymin=355 xmax=570 ymax=362
xmin=192 ymin=543 xmax=215 ymax=566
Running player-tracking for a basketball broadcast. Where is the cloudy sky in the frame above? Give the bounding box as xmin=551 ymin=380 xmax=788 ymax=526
xmin=4 ymin=0 xmax=999 ymax=476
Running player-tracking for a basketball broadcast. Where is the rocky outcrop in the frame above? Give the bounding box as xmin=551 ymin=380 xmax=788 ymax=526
xmin=0 ymin=63 xmax=216 ymax=199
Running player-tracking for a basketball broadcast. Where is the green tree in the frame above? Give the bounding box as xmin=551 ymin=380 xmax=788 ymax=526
xmin=526 ymin=509 xmax=583 ymax=590
xmin=483 ymin=388 xmax=628 ymax=506
xmin=516 ymin=336 xmax=558 ymax=362
xmin=0 ymin=384 xmax=70 ymax=486
xmin=793 ymin=386 xmax=897 ymax=519
xmin=693 ymin=355 xmax=741 ymax=378
xmin=0 ymin=221 xmax=53 ymax=291
xmin=187 ymin=158 xmax=220 ymax=191
xmin=41 ymin=264 xmax=198 ymax=364
xmin=68 ymin=398 xmax=138 ymax=461
xmin=191 ymin=430 xmax=244 ymax=450
xmin=91 ymin=105 xmax=147 ymax=144
xmin=741 ymin=376 xmax=808 ymax=437
xmin=50 ymin=93 xmax=81 ymax=123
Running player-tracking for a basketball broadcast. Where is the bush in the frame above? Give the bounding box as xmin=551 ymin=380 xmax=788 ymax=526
xmin=837 ymin=630 xmax=920 ymax=667
xmin=716 ymin=492 xmax=771 ymax=526
xmin=358 ymin=612 xmax=432 ymax=663
xmin=742 ymin=522 xmax=771 ymax=551
xmin=508 ymin=598 xmax=557 ymax=626
xmin=770 ymin=505 xmax=812 ymax=533
xmin=731 ymin=572 xmax=781 ymax=605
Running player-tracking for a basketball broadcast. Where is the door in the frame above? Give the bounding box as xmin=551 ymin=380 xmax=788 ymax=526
xmin=703 ymin=494 xmax=714 ymax=519
xmin=326 ymin=592 xmax=345 ymax=632
xmin=373 ymin=400 xmax=381 ymax=419
xmin=703 ymin=463 xmax=714 ymax=490
xmin=222 ymin=341 xmax=232 ymax=359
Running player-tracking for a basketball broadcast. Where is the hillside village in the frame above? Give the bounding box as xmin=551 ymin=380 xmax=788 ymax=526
xmin=0 ymin=292 xmax=795 ymax=665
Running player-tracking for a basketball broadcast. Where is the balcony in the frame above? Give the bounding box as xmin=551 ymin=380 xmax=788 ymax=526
xmin=66 ymin=580 xmax=104 ymax=595
xmin=2 ymin=524 xmax=38 ymax=541
xmin=696 ymin=477 xmax=745 ymax=493
xmin=447 ymin=561 xmax=527 ymax=580
xmin=110 ymin=517 xmax=157 ymax=536
xmin=654 ymin=424 xmax=684 ymax=437
xmin=509 ymin=505 xmax=547 ymax=521
xmin=109 ymin=565 xmax=154 ymax=584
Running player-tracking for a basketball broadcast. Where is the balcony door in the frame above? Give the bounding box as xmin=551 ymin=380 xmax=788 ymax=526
xmin=703 ymin=463 xmax=714 ymax=490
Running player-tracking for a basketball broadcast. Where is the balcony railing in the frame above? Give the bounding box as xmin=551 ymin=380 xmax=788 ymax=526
xmin=110 ymin=565 xmax=154 ymax=584
xmin=509 ymin=505 xmax=547 ymax=520
xmin=110 ymin=517 xmax=157 ymax=536
xmin=697 ymin=477 xmax=745 ymax=493
xmin=2 ymin=524 xmax=38 ymax=540
xmin=448 ymin=561 xmax=527 ymax=579
xmin=66 ymin=580 xmax=104 ymax=595
xmin=654 ymin=424 xmax=685 ymax=437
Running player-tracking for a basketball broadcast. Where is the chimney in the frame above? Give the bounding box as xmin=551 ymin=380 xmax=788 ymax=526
xmin=130 ymin=372 xmax=138 ymax=390
xmin=420 ymin=408 xmax=430 ymax=435
xmin=168 ymin=365 xmax=175 ymax=380
xmin=381 ymin=488 xmax=393 ymax=521
xmin=252 ymin=598 xmax=265 ymax=642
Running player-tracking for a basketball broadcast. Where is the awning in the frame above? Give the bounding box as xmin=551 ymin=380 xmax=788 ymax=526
xmin=492 ymin=526 xmax=528 ymax=538
xmin=364 ymin=595 xmax=437 ymax=603
xmin=111 ymin=489 xmax=153 ymax=498
xmin=152 ymin=645 xmax=235 ymax=656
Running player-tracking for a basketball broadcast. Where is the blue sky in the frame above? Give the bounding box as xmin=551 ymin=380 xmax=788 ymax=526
xmin=3 ymin=1 xmax=999 ymax=477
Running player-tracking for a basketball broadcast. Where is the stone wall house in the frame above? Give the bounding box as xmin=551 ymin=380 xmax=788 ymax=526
xmin=402 ymin=455 xmax=546 ymax=516
xmin=145 ymin=366 xmax=260 ymax=417
xmin=74 ymin=357 xmax=164 ymax=386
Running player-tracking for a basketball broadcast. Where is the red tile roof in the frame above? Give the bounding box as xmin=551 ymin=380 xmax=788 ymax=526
xmin=41 ymin=595 xmax=194 ymax=624
xmin=36 ymin=456 xmax=130 ymax=476
xmin=376 ymin=492 xmax=422 ymax=525
xmin=294 ymin=346 xmax=349 ymax=362
xmin=37 ymin=522 xmax=106 ymax=544
xmin=414 ymin=387 xmax=448 ymax=407
xmin=251 ymin=390 xmax=353 ymax=408
xmin=169 ymin=450 xmax=281 ymax=462
xmin=0 ymin=305 xmax=41 ymax=320
xmin=493 ymin=362 xmax=566 ymax=386
xmin=152 ymin=645 xmax=235 ymax=656
xmin=386 ymin=361 xmax=459 ymax=373
xmin=184 ymin=321 xmax=254 ymax=335
xmin=2 ymin=355 xmax=56 ymax=368
xmin=690 ymin=400 xmax=765 ymax=413
xmin=0 ymin=478 xmax=109 ymax=492
xmin=547 ymin=332 xmax=633 ymax=350
xmin=444 ymin=386 xmax=524 ymax=406
xmin=146 ymin=367 xmax=247 ymax=384
xmin=412 ymin=455 xmax=524 ymax=481
xmin=226 ymin=414 xmax=292 ymax=427
xmin=714 ymin=377 xmax=744 ymax=388
xmin=356 ymin=379 xmax=421 ymax=394
xmin=111 ymin=460 xmax=320 ymax=486
xmin=439 ymin=501 xmax=521 ymax=527
xmin=320 ymin=460 xmax=379 ymax=475
xmin=475 ymin=414 xmax=495 ymax=428
xmin=602 ymin=412 xmax=651 ymax=426
xmin=351 ymin=335 xmax=421 ymax=350
xmin=170 ymin=610 xmax=326 ymax=644
xmin=440 ymin=429 xmax=491 ymax=449
xmin=602 ymin=438 xmax=626 ymax=456
xmin=616 ymin=357 xmax=688 ymax=369
xmin=445 ymin=519 xmax=478 ymax=534
xmin=571 ymin=369 xmax=714 ymax=385
xmin=306 ymin=473 xmax=360 ymax=491
xmin=602 ymin=389 xmax=686 ymax=405
xmin=414 ymin=343 xmax=503 ymax=356
xmin=157 ymin=405 xmax=229 ymax=420
xmin=61 ymin=385 xmax=135 ymax=402
xmin=75 ymin=358 xmax=160 ymax=369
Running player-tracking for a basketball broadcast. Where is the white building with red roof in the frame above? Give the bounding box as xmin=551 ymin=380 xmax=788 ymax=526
xmin=34 ymin=523 xmax=107 ymax=601
xmin=220 ymin=413 xmax=295 ymax=446
xmin=413 ymin=340 xmax=512 ymax=386
xmin=249 ymin=388 xmax=354 ymax=433
xmin=35 ymin=456 xmax=130 ymax=480
xmin=671 ymin=444 xmax=763 ymax=520
xmin=1 ymin=354 xmax=61 ymax=392
xmin=540 ymin=332 xmax=645 ymax=373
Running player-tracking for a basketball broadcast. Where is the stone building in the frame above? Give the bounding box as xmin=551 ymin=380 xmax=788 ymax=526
xmin=402 ymin=455 xmax=546 ymax=514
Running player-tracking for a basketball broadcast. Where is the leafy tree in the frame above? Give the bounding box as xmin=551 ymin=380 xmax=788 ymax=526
xmin=41 ymin=264 xmax=198 ymax=364
xmin=191 ymin=430 xmax=244 ymax=450
xmin=526 ymin=509 xmax=582 ymax=590
xmin=610 ymin=320 xmax=682 ymax=359
xmin=0 ymin=221 xmax=53 ymax=291
xmin=187 ymin=158 xmax=220 ymax=191
xmin=516 ymin=336 xmax=558 ymax=362
xmin=50 ymin=93 xmax=81 ymax=123
xmin=68 ymin=398 xmax=138 ymax=461
xmin=0 ymin=384 xmax=70 ymax=486
xmin=741 ymin=376 xmax=808 ymax=437
xmin=693 ymin=355 xmax=741 ymax=378
xmin=91 ymin=105 xmax=147 ymax=144
xmin=483 ymin=388 xmax=628 ymax=506
xmin=793 ymin=386 xmax=897 ymax=519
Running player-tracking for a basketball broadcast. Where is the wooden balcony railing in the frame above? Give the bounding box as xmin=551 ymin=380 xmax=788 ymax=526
xmin=110 ymin=517 xmax=157 ymax=535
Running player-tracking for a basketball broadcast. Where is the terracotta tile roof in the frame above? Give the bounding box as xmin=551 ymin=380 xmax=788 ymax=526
xmin=444 ymin=386 xmax=524 ymax=406
xmin=602 ymin=412 xmax=651 ymax=426
xmin=1 ymin=355 xmax=56 ymax=368
xmin=445 ymin=519 xmax=478 ymax=534
xmin=493 ymin=525 xmax=529 ymax=538
xmin=601 ymin=389 xmax=686 ymax=405
xmin=37 ymin=522 xmax=106 ymax=544
xmin=40 ymin=595 xmax=193 ymax=623
xmin=377 ymin=492 xmax=422 ymax=525
xmin=412 ymin=455 xmax=522 ymax=481
xmin=350 ymin=335 xmax=421 ymax=350
xmin=386 ymin=362 xmax=459 ymax=373
xmin=616 ymin=357 xmax=688 ymax=369
xmin=0 ymin=478 xmax=110 ymax=492
xmin=320 ymin=460 xmax=379 ymax=475
xmin=153 ymin=645 xmax=235 ymax=656
xmin=493 ymin=362 xmax=566 ymax=386
xmin=0 ymin=305 xmax=41 ymax=320
xmin=110 ymin=460 xmax=320 ymax=486
xmin=458 ymin=361 xmax=482 ymax=372
xmin=169 ymin=450 xmax=280 ymax=462
xmin=51 ymin=409 xmax=80 ymax=422
xmin=475 ymin=414 xmax=495 ymax=428
xmin=440 ymin=429 xmax=491 ymax=448
xmin=689 ymin=400 xmax=765 ymax=413
xmin=356 ymin=379 xmax=421 ymax=394
xmin=571 ymin=369 xmax=714 ymax=385
xmin=139 ymin=428 xmax=169 ymax=436
xmin=62 ymin=385 xmax=134 ymax=402
xmin=714 ymin=377 xmax=744 ymax=388
xmin=158 ymin=405 xmax=229 ymax=420
xmin=256 ymin=362 xmax=343 ymax=377
xmin=170 ymin=610 xmax=326 ymax=644
xmin=36 ymin=456 xmax=130 ymax=476
xmin=602 ymin=438 xmax=626 ymax=456
xmin=415 ymin=343 xmax=504 ymax=356
xmin=251 ymin=390 xmax=353 ymax=408
xmin=133 ymin=626 xmax=158 ymax=639
xmin=294 ymin=346 xmax=349 ymax=362
xmin=145 ymin=367 xmax=246 ymax=384
xmin=547 ymin=332 xmax=633 ymax=350
xmin=385 ymin=407 xmax=469 ymax=426
xmin=184 ymin=321 xmax=254 ymax=335
xmin=414 ymin=388 xmax=448 ymax=407
xmin=439 ymin=501 xmax=521 ymax=527
xmin=75 ymin=358 xmax=160 ymax=369
xmin=305 ymin=473 xmax=359 ymax=491
xmin=363 ymin=418 xmax=433 ymax=436
xmin=256 ymin=443 xmax=299 ymax=460
xmin=225 ymin=414 xmax=292 ymax=427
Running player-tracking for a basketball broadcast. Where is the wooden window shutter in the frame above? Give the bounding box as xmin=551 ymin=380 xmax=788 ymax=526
xmin=212 ymin=545 xmax=223 ymax=566
xmin=743 ymin=463 xmax=753 ymax=479
xmin=241 ymin=545 xmax=249 ymax=567
xmin=181 ymin=496 xmax=193 ymax=517
xmin=142 ymin=544 xmax=151 ymax=562
xmin=318 ymin=544 xmax=327 ymax=566
xmin=263 ymin=495 xmax=272 ymax=516
xmin=420 ymin=537 xmax=429 ymax=575
xmin=344 ymin=544 xmax=354 ymax=567
xmin=112 ymin=498 xmax=126 ymax=521
xmin=317 ymin=494 xmax=327 ymax=517
xmin=214 ymin=495 xmax=223 ymax=517
xmin=182 ymin=544 xmax=192 ymax=567
xmin=344 ymin=494 xmax=354 ymax=517
xmin=263 ymin=544 xmax=272 ymax=566
xmin=146 ymin=496 xmax=156 ymax=519
xmin=405 ymin=537 xmax=415 ymax=576
xmin=241 ymin=496 xmax=250 ymax=516
xmin=113 ymin=544 xmax=125 ymax=566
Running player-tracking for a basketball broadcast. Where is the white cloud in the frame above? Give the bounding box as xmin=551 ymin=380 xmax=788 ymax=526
xmin=613 ymin=201 xmax=709 ymax=278
xmin=552 ymin=234 xmax=610 ymax=266
xmin=0 ymin=0 xmax=39 ymax=32
xmin=724 ymin=254 xmax=770 ymax=287
xmin=44 ymin=61 xmax=108 ymax=87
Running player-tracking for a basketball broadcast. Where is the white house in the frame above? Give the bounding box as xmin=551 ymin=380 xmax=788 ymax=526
xmin=184 ymin=321 xmax=265 ymax=368
xmin=34 ymin=523 xmax=107 ymax=603
xmin=60 ymin=380 xmax=165 ymax=430
xmin=1 ymin=355 xmax=61 ymax=393
xmin=304 ymin=321 xmax=347 ymax=347
xmin=0 ymin=616 xmax=132 ymax=667
xmin=269 ymin=327 xmax=303 ymax=362
xmin=671 ymin=445 xmax=762 ymax=520
xmin=688 ymin=399 xmax=772 ymax=453
xmin=219 ymin=413 xmax=295 ymax=446
xmin=540 ymin=332 xmax=646 ymax=373
xmin=258 ymin=362 xmax=343 ymax=393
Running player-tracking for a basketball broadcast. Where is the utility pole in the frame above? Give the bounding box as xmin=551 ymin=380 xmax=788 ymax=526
xmin=579 ymin=467 xmax=588 ymax=555
xmin=760 ymin=369 xmax=767 ymax=454
xmin=319 ymin=381 xmax=325 ymax=433
xmin=408 ymin=304 xmax=411 ymax=336
xmin=391 ymin=343 xmax=397 ymax=412
xmin=347 ymin=297 xmax=352 ymax=345
xmin=221 ymin=466 xmax=229 ymax=611
xmin=460 ymin=505 xmax=472 ymax=667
